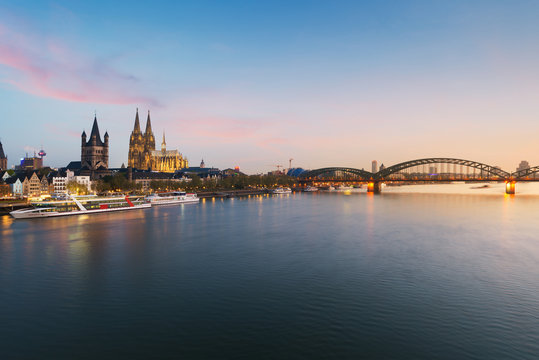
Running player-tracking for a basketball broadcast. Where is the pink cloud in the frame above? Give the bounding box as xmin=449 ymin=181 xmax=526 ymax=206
xmin=0 ymin=23 xmax=158 ymax=106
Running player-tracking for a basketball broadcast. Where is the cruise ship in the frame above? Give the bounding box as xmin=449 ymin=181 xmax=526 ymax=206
xmin=271 ymin=187 xmax=292 ymax=194
xmin=145 ymin=191 xmax=199 ymax=205
xmin=334 ymin=185 xmax=353 ymax=191
xmin=10 ymin=195 xmax=150 ymax=219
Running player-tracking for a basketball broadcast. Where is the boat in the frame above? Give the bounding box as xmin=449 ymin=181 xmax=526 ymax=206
xmin=303 ymin=186 xmax=319 ymax=192
xmin=271 ymin=187 xmax=292 ymax=194
xmin=470 ymin=184 xmax=490 ymax=189
xmin=10 ymin=194 xmax=150 ymax=219
xmin=334 ymin=185 xmax=353 ymax=191
xmin=145 ymin=191 xmax=199 ymax=205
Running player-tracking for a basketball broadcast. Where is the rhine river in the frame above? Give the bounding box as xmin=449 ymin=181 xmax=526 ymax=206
xmin=2 ymin=185 xmax=539 ymax=359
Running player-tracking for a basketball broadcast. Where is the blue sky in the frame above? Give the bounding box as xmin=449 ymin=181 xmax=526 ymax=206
xmin=1 ymin=1 xmax=539 ymax=173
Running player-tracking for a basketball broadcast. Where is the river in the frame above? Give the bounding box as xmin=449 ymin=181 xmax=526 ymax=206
xmin=1 ymin=187 xmax=539 ymax=359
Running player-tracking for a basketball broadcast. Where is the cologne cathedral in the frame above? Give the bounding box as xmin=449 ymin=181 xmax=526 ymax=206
xmin=128 ymin=109 xmax=188 ymax=172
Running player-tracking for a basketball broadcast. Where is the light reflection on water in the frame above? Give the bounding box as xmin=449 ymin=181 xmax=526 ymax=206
xmin=328 ymin=181 xmax=539 ymax=196
xmin=1 ymin=191 xmax=539 ymax=359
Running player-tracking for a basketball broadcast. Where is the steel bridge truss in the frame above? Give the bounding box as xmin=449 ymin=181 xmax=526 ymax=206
xmin=299 ymin=167 xmax=373 ymax=181
xmin=299 ymin=158 xmax=516 ymax=183
xmin=512 ymin=166 xmax=539 ymax=180
xmin=374 ymin=158 xmax=510 ymax=181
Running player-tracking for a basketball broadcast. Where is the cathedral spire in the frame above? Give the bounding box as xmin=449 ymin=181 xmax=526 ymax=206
xmin=145 ymin=110 xmax=153 ymax=135
xmin=133 ymin=108 xmax=141 ymax=133
xmin=161 ymin=131 xmax=166 ymax=152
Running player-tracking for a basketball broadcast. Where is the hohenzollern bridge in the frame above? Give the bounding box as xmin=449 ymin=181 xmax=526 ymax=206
xmin=298 ymin=158 xmax=539 ymax=194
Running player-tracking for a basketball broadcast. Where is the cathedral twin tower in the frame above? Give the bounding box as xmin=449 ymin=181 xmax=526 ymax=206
xmin=128 ymin=109 xmax=188 ymax=172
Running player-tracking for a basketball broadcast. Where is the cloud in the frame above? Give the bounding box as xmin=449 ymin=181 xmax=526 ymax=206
xmin=0 ymin=23 xmax=159 ymax=106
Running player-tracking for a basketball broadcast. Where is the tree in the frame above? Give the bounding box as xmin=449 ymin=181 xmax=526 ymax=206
xmin=94 ymin=173 xmax=141 ymax=193
xmin=92 ymin=180 xmax=110 ymax=193
xmin=186 ymin=174 xmax=202 ymax=190
xmin=66 ymin=180 xmax=88 ymax=195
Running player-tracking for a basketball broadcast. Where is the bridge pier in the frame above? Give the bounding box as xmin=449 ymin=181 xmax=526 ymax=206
xmin=505 ymin=181 xmax=516 ymax=195
xmin=367 ymin=181 xmax=382 ymax=194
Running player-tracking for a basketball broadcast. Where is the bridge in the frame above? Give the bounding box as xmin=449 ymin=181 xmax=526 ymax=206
xmin=298 ymin=158 xmax=539 ymax=195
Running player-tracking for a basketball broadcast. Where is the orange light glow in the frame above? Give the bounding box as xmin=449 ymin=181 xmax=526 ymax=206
xmin=505 ymin=181 xmax=516 ymax=194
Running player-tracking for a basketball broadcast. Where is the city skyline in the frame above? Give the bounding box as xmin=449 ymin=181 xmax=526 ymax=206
xmin=2 ymin=1 xmax=539 ymax=173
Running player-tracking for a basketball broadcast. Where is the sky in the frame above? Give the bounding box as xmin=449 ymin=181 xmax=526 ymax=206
xmin=1 ymin=0 xmax=539 ymax=174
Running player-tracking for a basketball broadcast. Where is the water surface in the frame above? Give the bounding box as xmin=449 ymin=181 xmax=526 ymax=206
xmin=1 ymin=190 xmax=539 ymax=359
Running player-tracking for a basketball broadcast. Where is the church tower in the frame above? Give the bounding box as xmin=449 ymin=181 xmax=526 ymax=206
xmin=142 ymin=110 xmax=155 ymax=170
xmin=0 ymin=141 xmax=7 ymax=170
xmin=128 ymin=108 xmax=145 ymax=169
xmin=144 ymin=111 xmax=155 ymax=154
xmin=81 ymin=115 xmax=108 ymax=170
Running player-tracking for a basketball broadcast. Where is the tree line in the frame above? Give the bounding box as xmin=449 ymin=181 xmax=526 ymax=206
xmin=85 ymin=173 xmax=297 ymax=194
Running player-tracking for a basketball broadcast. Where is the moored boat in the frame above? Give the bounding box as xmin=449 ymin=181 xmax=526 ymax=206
xmin=10 ymin=194 xmax=150 ymax=219
xmin=303 ymin=186 xmax=319 ymax=192
xmin=334 ymin=185 xmax=353 ymax=191
xmin=145 ymin=191 xmax=199 ymax=205
xmin=271 ymin=187 xmax=292 ymax=194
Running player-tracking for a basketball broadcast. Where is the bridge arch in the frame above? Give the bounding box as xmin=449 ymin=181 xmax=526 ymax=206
xmin=299 ymin=167 xmax=373 ymax=181
xmin=374 ymin=158 xmax=510 ymax=180
xmin=512 ymin=166 xmax=539 ymax=180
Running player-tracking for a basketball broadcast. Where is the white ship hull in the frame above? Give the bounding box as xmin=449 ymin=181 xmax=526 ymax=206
xmin=11 ymin=203 xmax=151 ymax=219
xmin=10 ymin=195 xmax=150 ymax=219
xmin=145 ymin=193 xmax=199 ymax=206
xmin=271 ymin=188 xmax=292 ymax=194
xmin=334 ymin=185 xmax=353 ymax=191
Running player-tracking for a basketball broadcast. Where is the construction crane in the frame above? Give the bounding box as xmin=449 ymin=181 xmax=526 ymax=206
xmin=267 ymin=164 xmax=284 ymax=173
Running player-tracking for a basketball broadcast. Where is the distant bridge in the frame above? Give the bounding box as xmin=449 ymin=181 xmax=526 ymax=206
xmin=298 ymin=158 xmax=539 ymax=194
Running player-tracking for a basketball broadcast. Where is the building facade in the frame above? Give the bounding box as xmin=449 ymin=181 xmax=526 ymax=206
xmin=16 ymin=156 xmax=43 ymax=170
xmin=81 ymin=116 xmax=109 ymax=171
xmin=6 ymin=177 xmax=23 ymax=197
xmin=128 ymin=109 xmax=188 ymax=172
xmin=51 ymin=170 xmax=92 ymax=194
xmin=21 ymin=172 xmax=43 ymax=197
xmin=516 ymin=160 xmax=530 ymax=172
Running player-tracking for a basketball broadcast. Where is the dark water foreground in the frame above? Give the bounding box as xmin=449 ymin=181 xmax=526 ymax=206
xmin=1 ymin=192 xmax=539 ymax=359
